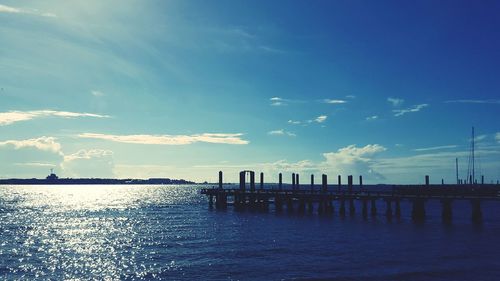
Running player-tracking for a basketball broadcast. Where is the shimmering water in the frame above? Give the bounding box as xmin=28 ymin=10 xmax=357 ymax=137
xmin=1 ymin=185 xmax=499 ymax=280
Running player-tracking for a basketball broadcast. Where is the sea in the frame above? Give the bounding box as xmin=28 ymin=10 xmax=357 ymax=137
xmin=1 ymin=185 xmax=499 ymax=280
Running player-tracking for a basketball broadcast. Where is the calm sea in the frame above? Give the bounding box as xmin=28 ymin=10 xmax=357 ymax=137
xmin=1 ymin=185 xmax=499 ymax=280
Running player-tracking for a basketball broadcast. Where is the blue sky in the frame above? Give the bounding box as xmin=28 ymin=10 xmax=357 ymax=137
xmin=1 ymin=0 xmax=499 ymax=184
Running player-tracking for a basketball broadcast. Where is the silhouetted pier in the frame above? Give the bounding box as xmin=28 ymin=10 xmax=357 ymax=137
xmin=201 ymin=171 xmax=500 ymax=223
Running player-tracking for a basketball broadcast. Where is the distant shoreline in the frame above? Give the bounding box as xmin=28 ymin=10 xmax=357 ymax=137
xmin=0 ymin=178 xmax=196 ymax=185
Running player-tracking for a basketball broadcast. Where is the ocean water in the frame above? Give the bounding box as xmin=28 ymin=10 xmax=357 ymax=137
xmin=1 ymin=185 xmax=499 ymax=280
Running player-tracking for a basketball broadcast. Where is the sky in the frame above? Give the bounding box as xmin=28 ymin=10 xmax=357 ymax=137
xmin=1 ymin=0 xmax=499 ymax=184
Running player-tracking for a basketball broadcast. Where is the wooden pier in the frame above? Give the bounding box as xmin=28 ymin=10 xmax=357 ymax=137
xmin=201 ymin=171 xmax=500 ymax=223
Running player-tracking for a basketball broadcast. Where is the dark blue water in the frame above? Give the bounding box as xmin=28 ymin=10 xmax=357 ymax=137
xmin=1 ymin=185 xmax=499 ymax=280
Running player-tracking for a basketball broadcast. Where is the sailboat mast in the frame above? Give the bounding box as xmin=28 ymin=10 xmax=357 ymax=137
xmin=456 ymin=158 xmax=459 ymax=185
xmin=472 ymin=126 xmax=475 ymax=184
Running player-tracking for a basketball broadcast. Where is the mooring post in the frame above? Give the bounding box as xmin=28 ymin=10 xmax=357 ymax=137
xmin=338 ymin=175 xmax=342 ymax=192
xmin=250 ymin=171 xmax=255 ymax=192
xmin=359 ymin=175 xmax=363 ymax=188
xmin=219 ymin=171 xmax=223 ymax=189
xmin=481 ymin=175 xmax=484 ymax=185
xmin=239 ymin=171 xmax=246 ymax=191
xmin=471 ymin=199 xmax=482 ymax=223
xmin=311 ymin=174 xmax=314 ymax=192
xmin=348 ymin=175 xmax=353 ymax=194
xmin=425 ymin=175 xmax=430 ymax=186
xmin=260 ymin=172 xmax=264 ymax=190
xmin=322 ymin=174 xmax=327 ymax=193
xmin=441 ymin=179 xmax=444 ymax=185
xmin=441 ymin=199 xmax=452 ymax=223
xmin=296 ymin=173 xmax=300 ymax=190
xmin=279 ymin=173 xmax=283 ymax=190
xmin=292 ymin=173 xmax=296 ymax=190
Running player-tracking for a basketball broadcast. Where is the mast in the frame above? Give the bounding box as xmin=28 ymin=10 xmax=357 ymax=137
xmin=456 ymin=158 xmax=459 ymax=185
xmin=472 ymin=127 xmax=475 ymax=184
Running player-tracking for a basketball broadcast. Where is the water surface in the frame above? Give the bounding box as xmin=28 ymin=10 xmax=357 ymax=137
xmin=1 ymin=185 xmax=499 ymax=280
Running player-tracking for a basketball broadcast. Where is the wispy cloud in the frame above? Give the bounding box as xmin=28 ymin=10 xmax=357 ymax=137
xmin=315 ymin=115 xmax=327 ymax=123
xmin=323 ymin=99 xmax=347 ymax=104
xmin=78 ymin=133 xmax=249 ymax=145
xmin=0 ymin=110 xmax=110 ymax=126
xmin=393 ymin=104 xmax=428 ymax=117
xmin=446 ymin=99 xmax=500 ymax=105
xmin=0 ymin=136 xmax=62 ymax=154
xmin=268 ymin=129 xmax=296 ymax=137
xmin=413 ymin=145 xmax=458 ymax=152
xmin=270 ymin=97 xmax=285 ymax=106
xmin=496 ymin=133 xmax=500 ymax=143
xmin=14 ymin=162 xmax=56 ymax=167
xmin=366 ymin=115 xmax=378 ymax=121
xmin=387 ymin=97 xmax=404 ymax=107
xmin=288 ymin=115 xmax=328 ymax=125
xmin=63 ymin=149 xmax=113 ymax=162
xmin=0 ymin=4 xmax=56 ymax=17
xmin=91 ymin=90 xmax=104 ymax=97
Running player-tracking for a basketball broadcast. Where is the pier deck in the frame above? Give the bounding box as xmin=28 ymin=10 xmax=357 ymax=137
xmin=201 ymin=171 xmax=500 ymax=222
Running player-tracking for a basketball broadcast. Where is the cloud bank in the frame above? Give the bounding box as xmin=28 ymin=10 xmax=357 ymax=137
xmin=393 ymin=104 xmax=428 ymax=117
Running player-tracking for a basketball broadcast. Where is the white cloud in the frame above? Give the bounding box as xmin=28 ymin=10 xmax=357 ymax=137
xmin=446 ymin=99 xmax=500 ymax=104
xmin=268 ymin=129 xmax=296 ymax=137
xmin=62 ymin=149 xmax=114 ymax=178
xmin=315 ymin=115 xmax=327 ymax=123
xmin=0 ymin=110 xmax=109 ymax=126
xmin=78 ymin=132 xmax=249 ymax=145
xmin=366 ymin=115 xmax=378 ymax=121
xmin=0 ymin=4 xmax=56 ymax=17
xmin=319 ymin=144 xmax=387 ymax=180
xmin=387 ymin=97 xmax=404 ymax=107
xmin=0 ymin=136 xmax=62 ymax=154
xmin=393 ymin=104 xmax=428 ymax=117
xmin=413 ymin=145 xmax=458 ymax=152
xmin=323 ymin=99 xmax=347 ymax=104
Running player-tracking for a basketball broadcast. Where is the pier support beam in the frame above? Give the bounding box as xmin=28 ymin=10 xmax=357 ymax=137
xmin=219 ymin=171 xmax=223 ymax=189
xmin=339 ymin=198 xmax=346 ymax=217
xmin=260 ymin=172 xmax=264 ymax=190
xmin=412 ymin=199 xmax=426 ymax=221
xmin=296 ymin=174 xmax=300 ymax=190
xmin=279 ymin=173 xmax=283 ymax=190
xmin=362 ymin=199 xmax=368 ymax=218
xmin=425 ymin=175 xmax=430 ymax=186
xmin=371 ymin=198 xmax=377 ymax=216
xmin=471 ymin=199 xmax=482 ymax=223
xmin=385 ymin=199 xmax=393 ymax=218
xmin=441 ymin=199 xmax=453 ymax=223
xmin=338 ymin=175 xmax=341 ymax=192
xmin=394 ymin=199 xmax=401 ymax=218
xmin=322 ymin=174 xmax=327 ymax=193
xmin=310 ymin=174 xmax=314 ymax=192
xmin=292 ymin=173 xmax=296 ymax=190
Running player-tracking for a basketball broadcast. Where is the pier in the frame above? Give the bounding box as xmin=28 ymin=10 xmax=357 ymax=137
xmin=202 ymin=171 xmax=500 ymax=223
